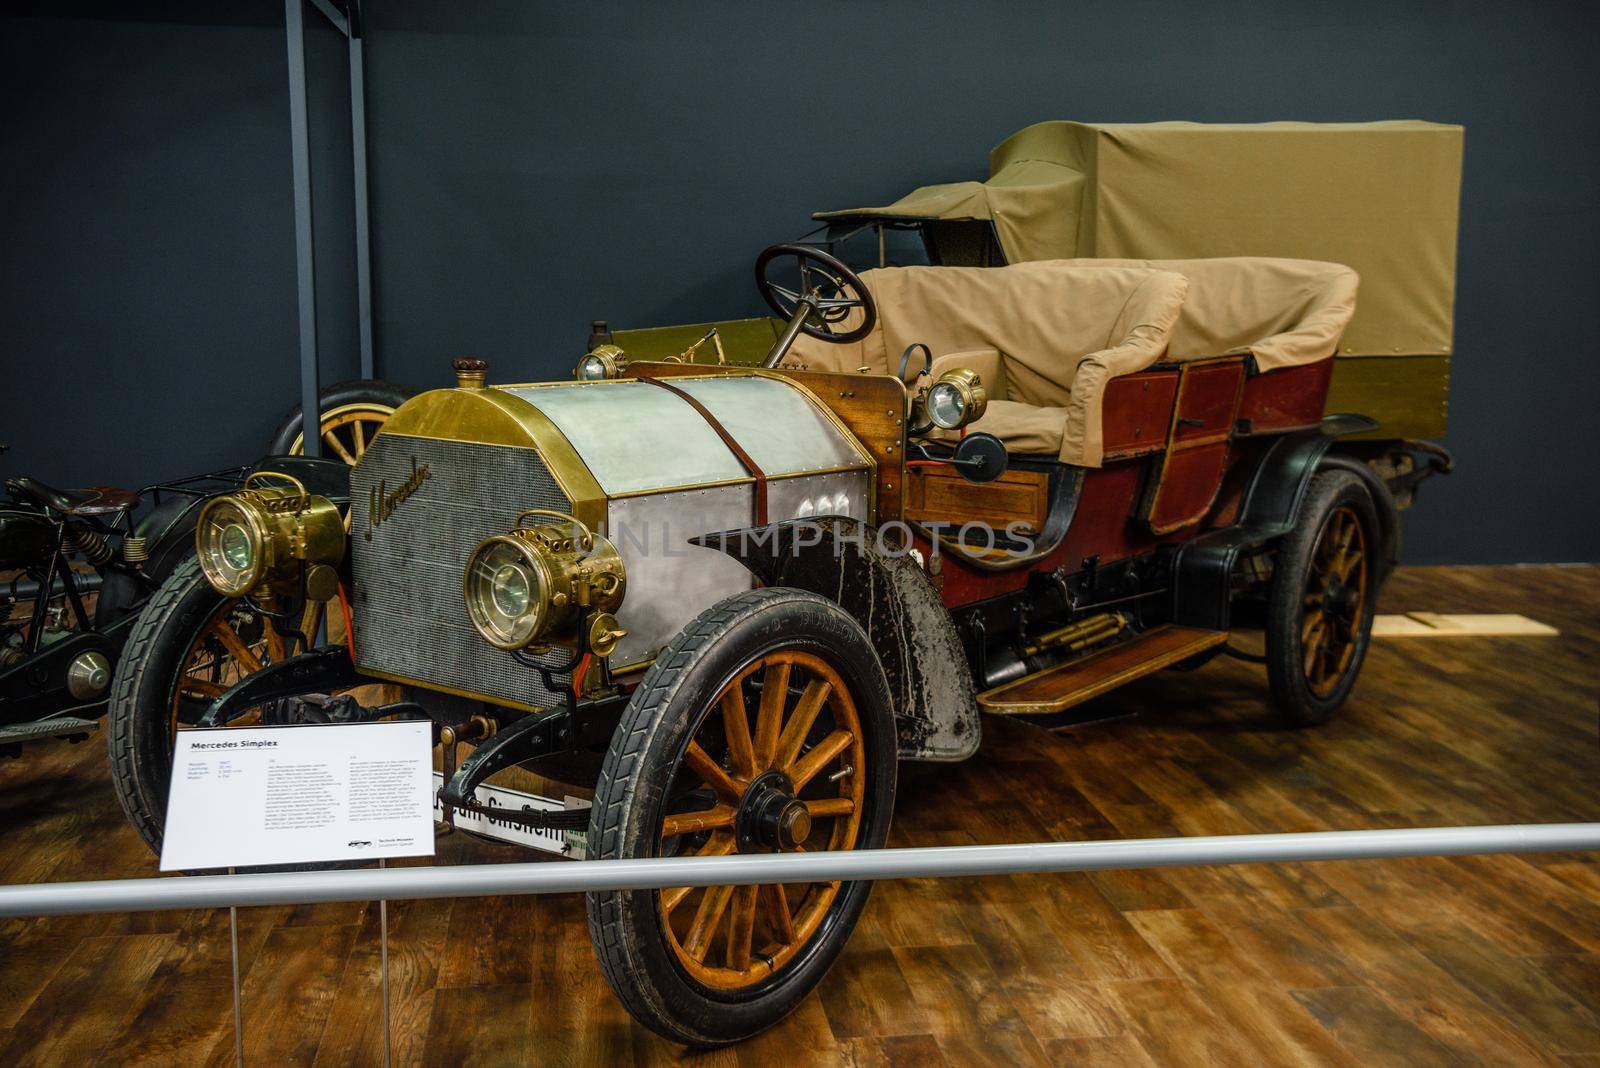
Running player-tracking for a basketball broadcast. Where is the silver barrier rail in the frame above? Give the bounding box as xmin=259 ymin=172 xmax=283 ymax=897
xmin=2 ymin=823 xmax=1598 ymax=919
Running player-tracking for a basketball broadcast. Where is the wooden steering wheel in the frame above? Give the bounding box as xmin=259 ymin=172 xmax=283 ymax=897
xmin=754 ymin=244 xmax=878 ymax=345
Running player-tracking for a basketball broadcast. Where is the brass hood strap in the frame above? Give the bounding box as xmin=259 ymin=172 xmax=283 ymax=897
xmin=636 ymin=375 xmax=769 ymax=525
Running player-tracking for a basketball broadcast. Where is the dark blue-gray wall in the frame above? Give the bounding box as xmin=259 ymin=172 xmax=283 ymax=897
xmin=2 ymin=1 xmax=1596 ymax=563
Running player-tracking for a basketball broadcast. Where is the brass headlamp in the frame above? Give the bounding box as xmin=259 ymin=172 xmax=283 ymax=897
xmin=924 ymin=367 xmax=988 ymax=431
xmin=463 ymin=509 xmax=627 ymax=654
xmin=194 ymin=472 xmax=347 ymax=599
xmin=574 ymin=344 xmax=627 ymax=381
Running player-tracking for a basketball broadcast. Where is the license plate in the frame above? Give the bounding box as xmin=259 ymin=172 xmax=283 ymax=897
xmin=431 ymin=771 xmax=589 ymax=858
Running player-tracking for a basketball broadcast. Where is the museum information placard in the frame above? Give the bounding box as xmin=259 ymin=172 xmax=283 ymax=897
xmin=160 ymin=722 xmax=436 ymax=871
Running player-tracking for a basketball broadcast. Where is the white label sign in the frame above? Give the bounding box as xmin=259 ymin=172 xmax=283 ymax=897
xmin=430 ymin=771 xmax=589 ymax=858
xmin=161 ymin=722 xmax=436 ymax=871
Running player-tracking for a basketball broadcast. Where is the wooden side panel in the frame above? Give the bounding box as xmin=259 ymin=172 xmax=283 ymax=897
xmin=1238 ymin=358 xmax=1333 ymax=432
xmin=1140 ymin=358 xmax=1246 ymax=535
xmin=1144 ymin=442 xmax=1231 ymax=532
xmin=1101 ymin=370 xmax=1180 ymax=458
xmin=905 ymin=467 xmax=1050 ymax=533
xmin=925 ymin=461 xmax=1159 ymax=608
xmin=1174 ymin=363 xmax=1247 ymax=443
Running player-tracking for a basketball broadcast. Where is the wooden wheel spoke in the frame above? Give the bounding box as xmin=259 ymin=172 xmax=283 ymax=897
xmin=263 ymin=619 xmax=287 ymax=662
xmin=210 ymin=619 xmax=263 ymax=674
xmin=661 ymin=804 xmax=735 ymax=839
xmin=804 ymin=796 xmax=855 ymax=820
xmin=720 ymin=686 xmax=756 ymax=777
xmin=1301 ymin=611 xmax=1324 ymax=646
xmin=321 ymin=429 xmax=358 ymax=465
xmin=178 ymin=677 xmax=226 ymax=698
xmin=789 ymin=729 xmax=853 ymax=790
xmin=683 ymin=742 xmax=743 ymax=803
xmin=761 ymin=883 xmax=795 ymax=944
xmin=1302 ymin=618 xmax=1327 ymax=679
xmin=752 ymin=660 xmax=792 ymax=769
xmin=661 ymin=832 xmax=736 ymax=914
xmin=351 ymin=418 xmax=367 ymax=458
xmin=726 ymin=885 xmax=757 ymax=969
xmin=773 ymin=678 xmax=832 ymax=771
xmin=684 ymin=883 xmax=736 ymax=962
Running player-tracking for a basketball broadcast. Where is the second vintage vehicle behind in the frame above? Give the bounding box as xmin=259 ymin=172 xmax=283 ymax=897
xmin=108 ymin=243 xmax=1449 ymax=1046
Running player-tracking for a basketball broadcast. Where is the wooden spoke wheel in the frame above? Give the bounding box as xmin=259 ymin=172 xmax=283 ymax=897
xmin=266 ymin=379 xmax=415 ymax=465
xmin=1266 ymin=469 xmax=1380 ymax=725
xmin=1301 ymin=504 xmax=1369 ymax=698
xmin=586 ymin=589 xmax=896 ymax=1048
xmin=287 ymin=403 xmax=394 ymax=466
xmin=108 ymin=556 xmax=363 ymax=861
xmin=169 ymin=597 xmax=329 ymax=737
xmin=658 ymin=649 xmax=867 ymax=989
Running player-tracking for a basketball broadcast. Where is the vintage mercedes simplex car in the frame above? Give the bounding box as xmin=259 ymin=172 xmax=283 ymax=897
xmin=108 ymin=244 xmax=1448 ymax=1046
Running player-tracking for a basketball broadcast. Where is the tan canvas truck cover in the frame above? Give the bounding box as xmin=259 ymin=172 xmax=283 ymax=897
xmin=789 ymin=262 xmax=1189 ymax=466
xmin=819 ymin=120 xmax=1462 ymax=435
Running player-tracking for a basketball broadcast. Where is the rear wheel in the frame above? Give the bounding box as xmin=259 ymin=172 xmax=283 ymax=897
xmin=586 ymin=588 xmax=896 ymax=1047
xmin=1265 ymin=469 xmax=1379 ymax=725
xmin=267 ymin=378 xmax=415 ymax=464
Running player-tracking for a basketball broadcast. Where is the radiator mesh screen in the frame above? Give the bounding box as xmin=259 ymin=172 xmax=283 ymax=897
xmin=349 ymin=433 xmax=571 ymax=709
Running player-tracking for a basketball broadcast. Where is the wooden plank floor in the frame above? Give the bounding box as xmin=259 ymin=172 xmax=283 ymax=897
xmin=2 ymin=564 xmax=1597 ymax=1066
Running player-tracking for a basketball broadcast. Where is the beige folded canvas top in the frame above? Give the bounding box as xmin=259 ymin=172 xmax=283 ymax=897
xmin=819 ymin=120 xmax=1462 ymax=359
xmin=789 ymin=261 xmax=1188 ymax=466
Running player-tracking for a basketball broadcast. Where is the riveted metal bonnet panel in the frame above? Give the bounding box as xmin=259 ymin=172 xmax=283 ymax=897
xmin=497 ymin=377 xmax=870 ymax=497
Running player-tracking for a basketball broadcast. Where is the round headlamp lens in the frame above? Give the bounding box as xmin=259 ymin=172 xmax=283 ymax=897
xmin=466 ymin=540 xmax=545 ymax=649
xmin=927 ymin=382 xmax=967 ymax=429
xmin=491 ymin=563 xmax=531 ymax=616
xmin=196 ymin=500 xmax=264 ymax=595
xmin=576 ymin=355 xmax=609 ymax=381
xmin=219 ymin=523 xmax=253 ymax=571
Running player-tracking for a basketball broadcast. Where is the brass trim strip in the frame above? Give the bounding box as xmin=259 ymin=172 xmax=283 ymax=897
xmin=375 ymin=388 xmax=607 ymax=530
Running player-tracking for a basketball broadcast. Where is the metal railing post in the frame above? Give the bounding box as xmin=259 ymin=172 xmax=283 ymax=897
xmin=285 ymin=0 xmax=320 ymax=457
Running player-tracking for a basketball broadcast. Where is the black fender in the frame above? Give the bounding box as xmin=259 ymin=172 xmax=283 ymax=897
xmin=693 ymin=516 xmax=980 ymax=763
xmin=1172 ymin=414 xmax=1400 ymax=631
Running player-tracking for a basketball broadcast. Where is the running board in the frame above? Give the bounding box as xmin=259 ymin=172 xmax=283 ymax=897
xmin=0 ymin=715 xmax=99 ymax=755
xmin=977 ymin=626 xmax=1228 ymax=715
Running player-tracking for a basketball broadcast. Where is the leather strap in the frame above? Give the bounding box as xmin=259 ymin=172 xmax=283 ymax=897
xmin=637 ymin=375 xmax=769 ymax=525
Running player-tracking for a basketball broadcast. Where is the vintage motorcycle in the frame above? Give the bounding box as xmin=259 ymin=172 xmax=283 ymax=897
xmin=0 ymin=379 xmax=411 ymax=755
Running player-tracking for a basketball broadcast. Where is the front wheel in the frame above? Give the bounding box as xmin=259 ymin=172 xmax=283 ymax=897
xmin=586 ymin=588 xmax=897 ymax=1047
xmin=106 ymin=556 xmax=340 ymax=857
xmin=1265 ymin=469 xmax=1380 ymax=725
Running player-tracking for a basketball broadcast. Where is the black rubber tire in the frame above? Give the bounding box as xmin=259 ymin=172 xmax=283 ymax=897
xmin=106 ymin=555 xmax=228 ymax=856
xmin=1265 ymin=469 xmax=1380 ymax=726
xmin=264 ymin=378 xmax=415 ymax=457
xmin=585 ymin=588 xmax=897 ymax=1048
xmin=106 ymin=557 xmax=357 ymax=873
